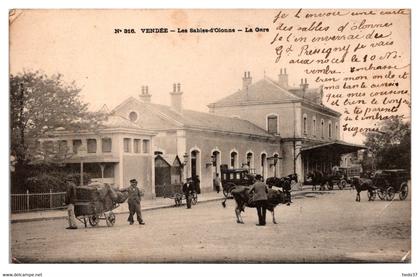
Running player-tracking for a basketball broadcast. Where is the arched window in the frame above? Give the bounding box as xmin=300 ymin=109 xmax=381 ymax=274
xmin=246 ymin=151 xmax=254 ymax=170
xmin=321 ymin=119 xmax=325 ymax=138
xmin=303 ymin=114 xmax=307 ymax=135
xmin=230 ymin=151 xmax=238 ymax=168
xmin=312 ymin=116 xmax=316 ymax=137
xmin=328 ymin=121 xmax=332 ymax=138
xmin=261 ymin=153 xmax=267 ymax=179
xmin=190 ymin=149 xmax=201 ymax=179
xmin=266 ymin=114 xmax=278 ymax=135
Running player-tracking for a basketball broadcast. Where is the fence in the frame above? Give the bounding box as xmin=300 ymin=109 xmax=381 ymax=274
xmin=11 ymin=190 xmax=66 ymax=213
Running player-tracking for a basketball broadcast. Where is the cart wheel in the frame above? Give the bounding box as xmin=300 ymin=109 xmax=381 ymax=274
xmin=106 ymin=212 xmax=116 ymax=227
xmin=327 ymin=181 xmax=333 ymax=190
xmin=89 ymin=215 xmax=100 ymax=227
xmin=377 ymin=189 xmax=385 ymax=200
xmin=174 ymin=194 xmax=182 ymax=206
xmin=399 ymin=183 xmax=408 ymax=200
xmin=367 ymin=190 xmax=376 ymax=201
xmin=385 ymin=187 xmax=395 ymax=201
xmin=339 ymin=180 xmax=346 ymax=190
xmin=191 ymin=192 xmax=198 ymax=205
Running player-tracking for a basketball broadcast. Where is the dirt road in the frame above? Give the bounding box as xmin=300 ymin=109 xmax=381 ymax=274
xmin=11 ymin=189 xmax=410 ymax=263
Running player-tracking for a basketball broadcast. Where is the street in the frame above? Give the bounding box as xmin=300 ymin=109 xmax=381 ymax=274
xmin=11 ymin=189 xmax=410 ymax=263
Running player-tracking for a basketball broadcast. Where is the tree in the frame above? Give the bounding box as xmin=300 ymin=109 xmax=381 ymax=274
xmin=364 ymin=117 xmax=410 ymax=170
xmin=10 ymin=70 xmax=106 ymax=191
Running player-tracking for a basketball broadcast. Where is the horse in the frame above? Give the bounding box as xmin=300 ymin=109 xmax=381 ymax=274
xmin=266 ymin=173 xmax=298 ymax=204
xmin=222 ymin=186 xmax=288 ymax=224
xmin=306 ymin=171 xmax=328 ymax=191
xmin=351 ymin=177 xmax=377 ymax=202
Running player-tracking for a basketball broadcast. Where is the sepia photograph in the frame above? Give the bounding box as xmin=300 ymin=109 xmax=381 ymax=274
xmin=5 ymin=6 xmax=412 ymax=269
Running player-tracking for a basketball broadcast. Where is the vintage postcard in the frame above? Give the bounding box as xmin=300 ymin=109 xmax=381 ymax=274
xmin=8 ymin=9 xmax=411 ymax=266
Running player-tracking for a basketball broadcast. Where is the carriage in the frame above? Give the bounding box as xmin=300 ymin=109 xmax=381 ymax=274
xmin=220 ymin=165 xmax=255 ymax=197
xmin=162 ymin=181 xmax=198 ymax=207
xmin=74 ymin=185 xmax=124 ymax=227
xmin=372 ymin=169 xmax=409 ymax=201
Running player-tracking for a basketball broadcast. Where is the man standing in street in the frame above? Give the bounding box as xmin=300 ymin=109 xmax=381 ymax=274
xmin=121 ymin=179 xmax=145 ymax=225
xmin=213 ymin=173 xmax=221 ymax=193
xmin=248 ymin=174 xmax=268 ymax=226
xmin=183 ymin=178 xmax=195 ymax=209
xmin=65 ymin=180 xmax=78 ymax=230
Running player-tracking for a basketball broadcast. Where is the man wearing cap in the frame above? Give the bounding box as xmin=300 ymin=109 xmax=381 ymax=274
xmin=121 ymin=179 xmax=145 ymax=225
xmin=65 ymin=180 xmax=78 ymax=229
xmin=248 ymin=174 xmax=268 ymax=226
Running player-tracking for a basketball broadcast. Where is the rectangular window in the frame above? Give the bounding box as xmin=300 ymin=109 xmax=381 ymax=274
xmin=72 ymin=139 xmax=82 ymax=154
xmin=267 ymin=115 xmax=278 ymax=134
xmin=87 ymin=139 xmax=97 ymax=153
xmin=134 ymin=139 xmax=141 ymax=153
xmin=58 ymin=140 xmax=68 ymax=154
xmin=142 ymin=139 xmax=150 ymax=153
xmin=124 ymin=138 xmax=131 ymax=153
xmin=102 ymin=138 xmax=112 ymax=153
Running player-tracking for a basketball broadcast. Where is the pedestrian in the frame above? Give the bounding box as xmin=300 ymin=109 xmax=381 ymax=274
xmin=121 ymin=179 xmax=145 ymax=225
xmin=248 ymin=174 xmax=268 ymax=226
xmin=65 ymin=180 xmax=78 ymax=230
xmin=183 ymin=178 xmax=195 ymax=209
xmin=192 ymin=175 xmax=201 ymax=194
xmin=213 ymin=173 xmax=221 ymax=193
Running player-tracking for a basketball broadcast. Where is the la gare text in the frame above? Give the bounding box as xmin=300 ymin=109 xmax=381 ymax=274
xmin=114 ymin=27 xmax=270 ymax=34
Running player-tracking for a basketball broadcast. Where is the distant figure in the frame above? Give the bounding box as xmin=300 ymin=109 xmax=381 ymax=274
xmin=121 ymin=179 xmax=145 ymax=225
xmin=248 ymin=174 xmax=268 ymax=226
xmin=193 ymin=175 xmax=201 ymax=194
xmin=183 ymin=178 xmax=195 ymax=209
xmin=213 ymin=173 xmax=221 ymax=193
xmin=65 ymin=181 xmax=78 ymax=230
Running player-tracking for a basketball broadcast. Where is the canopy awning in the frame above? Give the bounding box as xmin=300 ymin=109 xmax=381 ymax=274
xmin=301 ymin=141 xmax=366 ymax=156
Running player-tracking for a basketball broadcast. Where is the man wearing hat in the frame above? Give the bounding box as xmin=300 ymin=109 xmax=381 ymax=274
xmin=121 ymin=179 xmax=145 ymax=225
xmin=182 ymin=178 xmax=195 ymax=209
xmin=65 ymin=180 xmax=78 ymax=229
xmin=248 ymin=174 xmax=268 ymax=226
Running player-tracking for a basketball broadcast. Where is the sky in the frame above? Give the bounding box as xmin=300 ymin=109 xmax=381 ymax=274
xmin=9 ymin=9 xmax=411 ymax=144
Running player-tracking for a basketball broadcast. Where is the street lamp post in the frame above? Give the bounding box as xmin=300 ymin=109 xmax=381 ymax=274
xmin=78 ymin=145 xmax=87 ymax=186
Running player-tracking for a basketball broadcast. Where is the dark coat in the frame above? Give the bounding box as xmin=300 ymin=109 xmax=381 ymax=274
xmin=65 ymin=182 xmax=77 ymax=205
xmin=123 ymin=185 xmax=143 ymax=204
xmin=249 ymin=181 xmax=268 ymax=201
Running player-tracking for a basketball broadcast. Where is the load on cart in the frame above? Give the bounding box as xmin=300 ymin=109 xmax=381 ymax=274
xmin=74 ymin=182 xmax=129 ymax=227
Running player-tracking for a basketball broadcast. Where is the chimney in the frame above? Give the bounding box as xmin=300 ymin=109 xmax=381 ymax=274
xmin=170 ymin=82 xmax=183 ymax=113
xmin=300 ymin=78 xmax=309 ymax=91
xmin=278 ymin=68 xmax=289 ymax=88
xmin=139 ymin=85 xmax=152 ymax=103
xmin=242 ymin=71 xmax=252 ymax=90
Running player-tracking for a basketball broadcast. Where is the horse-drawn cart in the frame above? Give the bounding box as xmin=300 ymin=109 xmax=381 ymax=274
xmin=74 ymin=184 xmax=127 ymax=227
xmin=220 ymin=165 xmax=255 ymax=197
xmin=162 ymin=182 xmax=197 ymax=206
xmin=372 ymin=169 xmax=409 ymax=201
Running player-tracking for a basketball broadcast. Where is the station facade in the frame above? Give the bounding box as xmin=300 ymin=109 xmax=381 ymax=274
xmin=41 ymin=70 xmax=363 ymax=198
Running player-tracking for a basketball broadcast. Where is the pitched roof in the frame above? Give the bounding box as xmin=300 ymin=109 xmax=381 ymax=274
xmin=208 ymin=78 xmax=300 ymax=107
xmin=147 ymin=103 xmax=273 ymax=137
xmin=289 ymin=87 xmax=322 ymax=104
xmin=102 ymin=115 xmax=144 ymax=129
xmin=209 ymin=77 xmax=341 ymax=116
xmin=112 ymin=97 xmax=273 ymax=138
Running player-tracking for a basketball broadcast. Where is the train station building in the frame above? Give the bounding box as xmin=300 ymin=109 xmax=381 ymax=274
xmin=41 ymin=70 xmax=364 ymax=198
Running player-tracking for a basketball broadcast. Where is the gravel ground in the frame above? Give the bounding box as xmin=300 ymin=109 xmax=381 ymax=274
xmin=10 ymin=189 xmax=410 ymax=263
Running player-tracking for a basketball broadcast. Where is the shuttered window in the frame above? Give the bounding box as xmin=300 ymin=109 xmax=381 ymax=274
xmin=267 ymin=115 xmax=278 ymax=134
